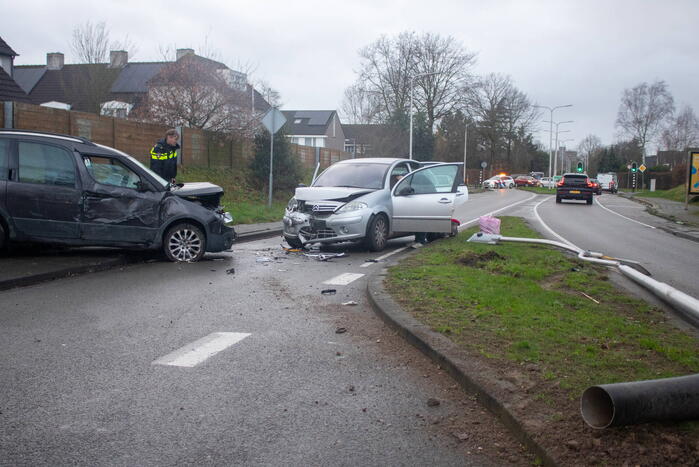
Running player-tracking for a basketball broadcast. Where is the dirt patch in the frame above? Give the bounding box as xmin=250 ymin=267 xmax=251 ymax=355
xmin=457 ymin=251 xmax=505 ymax=268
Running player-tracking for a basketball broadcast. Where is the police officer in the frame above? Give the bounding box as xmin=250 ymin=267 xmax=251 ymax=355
xmin=150 ymin=129 xmax=180 ymax=182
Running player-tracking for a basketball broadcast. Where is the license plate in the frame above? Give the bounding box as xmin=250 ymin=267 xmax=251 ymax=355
xmin=570 ymin=190 xmax=580 ymax=194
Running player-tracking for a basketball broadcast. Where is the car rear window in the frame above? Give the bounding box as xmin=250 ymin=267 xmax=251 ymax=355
xmin=563 ymin=175 xmax=588 ymax=185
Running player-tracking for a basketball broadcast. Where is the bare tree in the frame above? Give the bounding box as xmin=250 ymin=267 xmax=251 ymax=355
xmin=577 ymin=134 xmax=603 ymax=172
xmin=661 ymin=105 xmax=699 ymax=151
xmin=353 ymin=32 xmax=477 ymax=128
xmin=134 ymin=57 xmax=259 ymax=136
xmin=340 ymin=83 xmax=382 ymax=124
xmin=615 ymin=80 xmax=675 ymax=158
xmin=71 ymin=21 xmax=111 ymax=63
xmin=356 ymin=32 xmax=417 ymax=122
xmin=411 ymin=32 xmax=477 ymax=130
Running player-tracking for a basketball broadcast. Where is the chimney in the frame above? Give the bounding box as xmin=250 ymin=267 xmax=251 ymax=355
xmin=109 ymin=50 xmax=128 ymax=68
xmin=176 ymin=48 xmax=194 ymax=60
xmin=47 ymin=52 xmax=64 ymax=70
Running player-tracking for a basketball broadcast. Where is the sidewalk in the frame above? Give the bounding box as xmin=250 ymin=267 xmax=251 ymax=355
xmin=618 ymin=191 xmax=699 ymax=242
xmin=0 ymin=221 xmax=283 ymax=291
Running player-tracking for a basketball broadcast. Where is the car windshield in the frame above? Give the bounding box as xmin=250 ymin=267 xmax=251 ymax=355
xmin=313 ymin=163 xmax=390 ymax=189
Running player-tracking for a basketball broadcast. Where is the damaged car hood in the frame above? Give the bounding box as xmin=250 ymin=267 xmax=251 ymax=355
xmin=295 ymin=186 xmax=375 ymax=202
xmin=171 ymin=182 xmax=224 ymax=208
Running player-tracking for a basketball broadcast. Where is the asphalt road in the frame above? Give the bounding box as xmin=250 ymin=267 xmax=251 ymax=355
xmin=533 ymin=193 xmax=698 ymax=301
xmin=1 ymin=190 xmax=537 ymax=466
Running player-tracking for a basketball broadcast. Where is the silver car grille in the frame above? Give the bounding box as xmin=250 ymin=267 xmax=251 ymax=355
xmin=299 ymin=227 xmax=337 ymax=239
xmin=300 ymin=202 xmax=340 ymax=214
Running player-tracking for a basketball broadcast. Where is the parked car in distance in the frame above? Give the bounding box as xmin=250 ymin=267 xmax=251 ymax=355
xmin=530 ymin=171 xmax=544 ymax=180
xmin=514 ymin=175 xmax=541 ymax=187
xmin=596 ymin=173 xmax=618 ymax=193
xmin=589 ymin=178 xmax=602 ymax=195
xmin=0 ymin=129 xmax=235 ymax=261
xmin=283 ymin=158 xmax=465 ymax=251
xmin=483 ymin=175 xmax=515 ymax=189
xmin=556 ymin=173 xmax=594 ymax=205
xmin=540 ymin=177 xmax=556 ymax=189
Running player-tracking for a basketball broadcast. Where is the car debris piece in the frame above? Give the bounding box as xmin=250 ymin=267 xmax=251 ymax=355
xmin=321 ymin=289 xmax=337 ymax=295
xmin=427 ymin=398 xmax=441 ymax=407
xmin=342 ymin=301 xmax=358 ymax=306
xmin=335 ymin=327 xmax=347 ymax=334
xmin=304 ymin=252 xmax=348 ymax=262
xmin=256 ymin=257 xmax=274 ymax=263
xmin=226 ymin=268 xmax=236 ymax=275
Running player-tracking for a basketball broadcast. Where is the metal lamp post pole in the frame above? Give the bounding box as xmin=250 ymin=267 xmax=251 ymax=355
xmin=559 ymin=138 xmax=574 ymax=172
xmin=534 ymin=104 xmax=572 ymax=177
xmin=409 ymin=72 xmax=438 ymax=160
xmin=463 ymin=123 xmax=468 ymax=185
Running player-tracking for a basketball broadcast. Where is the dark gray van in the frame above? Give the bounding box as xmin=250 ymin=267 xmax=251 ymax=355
xmin=0 ymin=130 xmax=235 ymax=261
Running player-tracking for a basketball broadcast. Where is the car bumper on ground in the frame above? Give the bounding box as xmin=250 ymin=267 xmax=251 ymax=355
xmin=283 ymin=210 xmax=369 ymax=244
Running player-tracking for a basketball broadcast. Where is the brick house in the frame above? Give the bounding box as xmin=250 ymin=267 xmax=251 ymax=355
xmin=281 ymin=110 xmax=345 ymax=151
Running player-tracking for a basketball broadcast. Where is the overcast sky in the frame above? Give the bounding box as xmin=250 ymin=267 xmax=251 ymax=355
xmin=4 ymin=0 xmax=698 ymax=152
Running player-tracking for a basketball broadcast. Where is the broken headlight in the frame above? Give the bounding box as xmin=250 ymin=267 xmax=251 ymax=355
xmin=336 ymin=201 xmax=368 ymax=213
xmin=287 ymin=197 xmax=298 ymax=212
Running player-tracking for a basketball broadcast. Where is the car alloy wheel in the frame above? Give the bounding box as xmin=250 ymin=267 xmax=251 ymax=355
xmin=366 ymin=214 xmax=388 ymax=252
xmin=165 ymin=223 xmax=206 ymax=262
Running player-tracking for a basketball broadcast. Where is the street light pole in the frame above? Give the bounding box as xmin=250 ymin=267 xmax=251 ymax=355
xmin=547 ymin=120 xmax=573 ymax=176
xmin=409 ymin=72 xmax=438 ymax=160
xmin=534 ymin=104 xmax=572 ymax=177
xmin=558 ymin=138 xmax=574 ymax=172
xmin=463 ymin=123 xmax=468 ymax=184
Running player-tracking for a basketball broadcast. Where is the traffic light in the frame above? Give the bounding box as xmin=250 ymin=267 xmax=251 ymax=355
xmin=576 ymin=161 xmax=583 ymax=173
xmin=631 ymin=162 xmax=637 ymax=173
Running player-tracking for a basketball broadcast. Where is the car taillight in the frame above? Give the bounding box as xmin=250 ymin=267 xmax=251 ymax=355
xmin=586 ymin=179 xmax=593 ymax=188
xmin=557 ymin=177 xmax=565 ymax=187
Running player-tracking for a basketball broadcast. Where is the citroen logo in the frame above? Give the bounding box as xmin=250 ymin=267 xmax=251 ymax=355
xmin=312 ymin=204 xmax=321 ymax=212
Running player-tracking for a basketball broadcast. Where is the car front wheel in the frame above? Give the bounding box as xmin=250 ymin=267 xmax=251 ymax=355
xmin=365 ymin=214 xmax=388 ymax=252
xmin=164 ymin=223 xmax=206 ymax=262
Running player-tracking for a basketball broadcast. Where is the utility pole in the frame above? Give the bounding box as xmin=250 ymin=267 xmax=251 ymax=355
xmin=534 ymin=104 xmax=573 ymax=177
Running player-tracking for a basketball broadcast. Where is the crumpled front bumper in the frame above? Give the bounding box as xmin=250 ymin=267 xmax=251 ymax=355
xmin=283 ymin=210 xmax=369 ymax=244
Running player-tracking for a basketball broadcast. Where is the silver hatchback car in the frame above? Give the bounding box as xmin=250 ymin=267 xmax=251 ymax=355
xmin=282 ymin=158 xmax=466 ymax=251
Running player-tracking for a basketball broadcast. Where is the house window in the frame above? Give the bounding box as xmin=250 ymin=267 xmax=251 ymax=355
xmin=305 ymin=137 xmax=315 ymax=146
xmin=294 ymin=119 xmax=302 ymax=124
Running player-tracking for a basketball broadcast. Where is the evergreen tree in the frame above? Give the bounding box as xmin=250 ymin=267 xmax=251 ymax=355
xmin=250 ymin=129 xmax=302 ymax=193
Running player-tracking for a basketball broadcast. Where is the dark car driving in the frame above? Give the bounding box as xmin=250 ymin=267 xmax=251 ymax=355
xmin=0 ymin=130 xmax=235 ymax=261
xmin=556 ymin=173 xmax=594 ymax=205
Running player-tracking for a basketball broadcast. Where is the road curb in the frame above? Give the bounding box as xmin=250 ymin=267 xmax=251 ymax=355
xmin=366 ymin=266 xmax=558 ymax=466
xmin=0 ymin=255 xmax=136 ymax=292
xmin=235 ymin=227 xmax=283 ymax=243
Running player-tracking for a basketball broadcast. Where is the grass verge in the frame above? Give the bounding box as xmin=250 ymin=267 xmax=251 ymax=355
xmin=517 ymin=186 xmax=555 ymax=195
xmin=177 ymin=166 xmax=293 ymax=224
xmin=630 ymin=184 xmax=699 ymax=204
xmin=386 ymin=217 xmax=699 ymax=398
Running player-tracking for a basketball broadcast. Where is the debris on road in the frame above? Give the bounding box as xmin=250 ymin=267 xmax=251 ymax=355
xmin=454 ymin=432 xmax=470 ymax=441
xmin=335 ymin=327 xmax=347 ymax=334
xmin=341 ymin=301 xmax=358 ymax=306
xmin=256 ymin=257 xmax=274 ymax=263
xmin=304 ymin=252 xmax=348 ymax=262
xmin=321 ymin=289 xmax=337 ymax=295
xmin=427 ymin=398 xmax=441 ymax=407
xmin=226 ymin=268 xmax=236 ymax=275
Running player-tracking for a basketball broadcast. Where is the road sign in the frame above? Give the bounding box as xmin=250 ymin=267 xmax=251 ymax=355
xmin=639 ymin=164 xmax=647 ymax=173
xmin=262 ymin=108 xmax=286 ymax=134
xmin=480 ymin=161 xmax=487 ymax=169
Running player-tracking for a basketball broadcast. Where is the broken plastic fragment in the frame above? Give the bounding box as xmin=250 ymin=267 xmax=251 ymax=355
xmin=341 ymin=301 xmax=358 ymax=306
xmin=321 ymin=289 xmax=337 ymax=295
xmin=226 ymin=268 xmax=235 ymax=274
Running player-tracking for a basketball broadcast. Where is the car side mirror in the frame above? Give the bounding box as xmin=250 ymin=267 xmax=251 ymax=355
xmin=136 ymin=181 xmax=150 ymax=192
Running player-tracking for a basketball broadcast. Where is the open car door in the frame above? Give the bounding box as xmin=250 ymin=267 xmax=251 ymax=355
xmin=391 ymin=163 xmax=462 ymax=233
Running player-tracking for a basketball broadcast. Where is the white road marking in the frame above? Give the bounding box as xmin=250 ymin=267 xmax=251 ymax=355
xmin=360 ymin=246 xmax=409 ymax=267
xmin=457 ymin=192 xmax=538 ymax=231
xmin=532 ymin=197 xmax=582 ymax=252
xmin=153 ymin=332 xmax=251 ymax=368
xmin=323 ymin=272 xmax=365 ymax=286
xmin=595 ymin=197 xmax=657 ymax=229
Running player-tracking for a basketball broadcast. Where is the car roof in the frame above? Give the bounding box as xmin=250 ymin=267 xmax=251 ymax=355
xmin=335 ymin=157 xmax=408 ymax=165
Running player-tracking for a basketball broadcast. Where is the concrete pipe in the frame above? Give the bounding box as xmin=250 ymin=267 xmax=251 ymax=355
xmin=580 ymin=374 xmax=699 ymax=429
